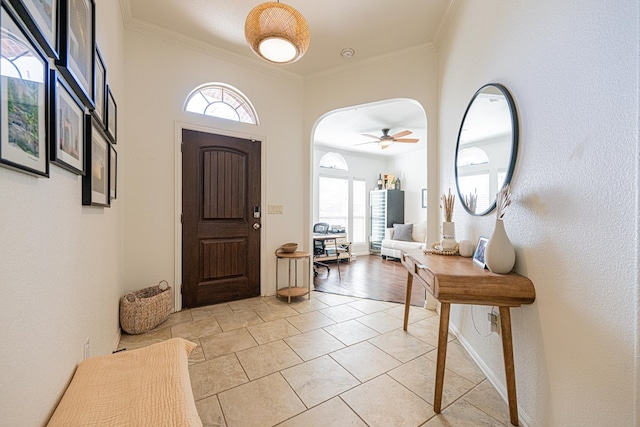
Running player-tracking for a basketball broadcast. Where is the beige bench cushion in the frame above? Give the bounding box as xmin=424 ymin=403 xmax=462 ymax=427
xmin=48 ymin=338 xmax=202 ymax=427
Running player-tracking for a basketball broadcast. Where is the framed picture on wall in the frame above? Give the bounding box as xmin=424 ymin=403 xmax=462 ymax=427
xmin=93 ymin=46 xmax=106 ymax=127
xmin=8 ymin=0 xmax=59 ymax=59
xmin=109 ymin=143 xmax=116 ymax=200
xmin=421 ymin=188 xmax=427 ymax=208
xmin=0 ymin=3 xmax=49 ymax=177
xmin=50 ymin=70 xmax=86 ymax=175
xmin=106 ymin=85 xmax=117 ymax=143
xmin=56 ymin=0 xmax=95 ymax=108
xmin=82 ymin=118 xmax=110 ymax=207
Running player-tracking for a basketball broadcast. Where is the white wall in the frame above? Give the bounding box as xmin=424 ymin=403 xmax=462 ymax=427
xmin=123 ymin=30 xmax=306 ymax=299
xmin=304 ymin=46 xmax=441 ymax=246
xmin=387 ymin=149 xmax=428 ymax=224
xmin=0 ymin=1 xmax=126 ymax=424
xmin=438 ymin=1 xmax=638 ymax=425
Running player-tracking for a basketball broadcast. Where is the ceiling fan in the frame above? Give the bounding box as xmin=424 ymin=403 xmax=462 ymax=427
xmin=357 ymin=128 xmax=419 ymax=150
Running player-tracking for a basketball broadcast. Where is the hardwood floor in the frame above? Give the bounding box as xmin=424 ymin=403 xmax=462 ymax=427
xmin=313 ymin=254 xmax=427 ymax=307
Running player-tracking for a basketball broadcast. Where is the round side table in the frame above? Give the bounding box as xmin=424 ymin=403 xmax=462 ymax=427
xmin=275 ymin=251 xmax=312 ymax=303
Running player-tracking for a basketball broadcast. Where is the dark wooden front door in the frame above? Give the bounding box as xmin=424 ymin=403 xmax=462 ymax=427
xmin=182 ymin=129 xmax=261 ymax=308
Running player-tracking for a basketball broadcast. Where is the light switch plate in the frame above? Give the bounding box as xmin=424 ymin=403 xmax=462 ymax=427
xmin=267 ymin=205 xmax=283 ymax=214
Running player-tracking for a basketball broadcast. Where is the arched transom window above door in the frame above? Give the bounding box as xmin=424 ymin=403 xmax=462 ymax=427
xmin=319 ymin=152 xmax=348 ymax=171
xmin=185 ymin=83 xmax=258 ymax=125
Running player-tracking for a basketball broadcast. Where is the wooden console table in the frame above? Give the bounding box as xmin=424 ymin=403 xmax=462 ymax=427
xmin=401 ymin=249 xmax=535 ymax=426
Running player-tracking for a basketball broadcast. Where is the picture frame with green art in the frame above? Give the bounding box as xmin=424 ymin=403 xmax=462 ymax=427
xmin=0 ymin=2 xmax=49 ymax=177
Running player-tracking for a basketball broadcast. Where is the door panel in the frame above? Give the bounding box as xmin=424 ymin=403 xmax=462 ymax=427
xmin=182 ymin=129 xmax=261 ymax=308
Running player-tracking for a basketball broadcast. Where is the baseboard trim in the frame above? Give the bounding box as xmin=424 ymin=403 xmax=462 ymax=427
xmin=448 ymin=322 xmax=532 ymax=427
xmin=112 ymin=328 xmax=122 ymax=352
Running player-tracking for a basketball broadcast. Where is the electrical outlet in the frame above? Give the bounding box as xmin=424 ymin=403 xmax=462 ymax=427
xmin=84 ymin=337 xmax=91 ymax=359
xmin=488 ymin=312 xmax=499 ymax=333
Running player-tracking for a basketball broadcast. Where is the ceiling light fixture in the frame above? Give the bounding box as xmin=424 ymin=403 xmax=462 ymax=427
xmin=245 ymin=1 xmax=310 ymax=64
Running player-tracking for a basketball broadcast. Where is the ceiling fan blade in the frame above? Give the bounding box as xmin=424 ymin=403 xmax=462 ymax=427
xmin=361 ymin=133 xmax=381 ymax=140
xmin=395 ymin=138 xmax=419 ymax=143
xmin=354 ymin=141 xmax=379 ymax=146
xmin=389 ymin=130 xmax=412 ymax=139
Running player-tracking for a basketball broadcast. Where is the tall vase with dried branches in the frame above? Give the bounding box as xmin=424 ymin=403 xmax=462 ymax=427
xmin=484 ymin=184 xmax=516 ymax=274
xmin=440 ymin=188 xmax=456 ymax=250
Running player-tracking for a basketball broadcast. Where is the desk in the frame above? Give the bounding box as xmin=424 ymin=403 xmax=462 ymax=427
xmin=401 ymin=249 xmax=535 ymax=426
xmin=275 ymin=251 xmax=312 ymax=303
xmin=313 ymin=234 xmax=348 ymax=278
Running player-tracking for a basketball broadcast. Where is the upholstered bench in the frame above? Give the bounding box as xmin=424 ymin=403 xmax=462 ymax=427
xmin=47 ymin=338 xmax=202 ymax=427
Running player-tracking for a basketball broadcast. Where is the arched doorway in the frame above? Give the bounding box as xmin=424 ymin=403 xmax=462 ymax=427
xmin=311 ymin=98 xmax=428 ymax=302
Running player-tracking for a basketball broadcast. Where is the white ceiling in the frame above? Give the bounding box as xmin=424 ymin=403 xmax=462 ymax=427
xmin=314 ymin=99 xmax=428 ymax=156
xmin=122 ymin=0 xmax=454 ymax=156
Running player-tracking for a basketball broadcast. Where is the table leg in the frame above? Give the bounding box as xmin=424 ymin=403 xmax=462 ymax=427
xmin=307 ymin=256 xmax=311 ymax=299
xmin=287 ymin=259 xmax=292 ymax=304
xmin=499 ymin=306 xmax=519 ymax=426
xmin=434 ymin=302 xmax=450 ymax=413
xmin=403 ymin=272 xmax=414 ymax=331
xmin=334 ymin=239 xmax=341 ymax=279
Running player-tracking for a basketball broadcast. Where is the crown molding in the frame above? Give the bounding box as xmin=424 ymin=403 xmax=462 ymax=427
xmin=119 ymin=0 xmax=442 ymax=85
xmin=433 ymin=0 xmax=463 ymax=50
xmin=304 ymin=44 xmax=437 ymax=85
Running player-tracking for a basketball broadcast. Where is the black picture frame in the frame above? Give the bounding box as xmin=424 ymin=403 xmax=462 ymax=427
xmin=56 ymin=0 xmax=95 ymax=108
xmin=109 ymin=143 xmax=116 ymax=200
xmin=0 ymin=2 xmax=49 ymax=177
xmin=8 ymin=0 xmax=59 ymax=59
xmin=93 ymin=46 xmax=106 ymax=127
xmin=106 ymin=85 xmax=116 ymax=143
xmin=49 ymin=69 xmax=86 ymax=174
xmin=82 ymin=118 xmax=110 ymax=207
xmin=473 ymin=236 xmax=489 ymax=268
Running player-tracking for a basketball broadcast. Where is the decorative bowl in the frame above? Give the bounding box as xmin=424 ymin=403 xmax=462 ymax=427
xmin=279 ymin=243 xmax=298 ymax=253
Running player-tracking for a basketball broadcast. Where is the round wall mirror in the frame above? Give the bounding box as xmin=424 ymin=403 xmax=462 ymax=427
xmin=455 ymin=83 xmax=519 ymax=215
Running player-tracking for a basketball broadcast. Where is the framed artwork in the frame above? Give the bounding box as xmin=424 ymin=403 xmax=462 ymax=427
xmin=0 ymin=2 xmax=49 ymax=177
xmin=56 ymin=0 xmax=95 ymax=108
xmin=473 ymin=236 xmax=489 ymax=268
xmin=50 ymin=70 xmax=86 ymax=174
xmin=109 ymin=143 xmax=116 ymax=200
xmin=82 ymin=118 xmax=109 ymax=206
xmin=8 ymin=0 xmax=58 ymax=59
xmin=421 ymin=188 xmax=427 ymax=208
xmin=106 ymin=85 xmax=116 ymax=143
xmin=93 ymin=46 xmax=106 ymax=127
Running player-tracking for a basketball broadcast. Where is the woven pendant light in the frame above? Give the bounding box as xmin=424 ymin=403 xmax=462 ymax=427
xmin=245 ymin=1 xmax=310 ymax=64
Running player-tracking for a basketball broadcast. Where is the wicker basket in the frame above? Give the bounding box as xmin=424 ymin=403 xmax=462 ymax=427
xmin=119 ymin=281 xmax=173 ymax=334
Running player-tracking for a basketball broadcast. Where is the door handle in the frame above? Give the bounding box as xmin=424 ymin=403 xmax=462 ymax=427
xmin=253 ymin=223 xmax=261 ymax=230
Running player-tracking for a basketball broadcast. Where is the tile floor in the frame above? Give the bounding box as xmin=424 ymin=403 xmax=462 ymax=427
xmin=118 ymin=292 xmax=511 ymax=427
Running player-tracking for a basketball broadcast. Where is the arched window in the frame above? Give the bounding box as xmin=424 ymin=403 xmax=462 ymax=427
xmin=319 ymin=152 xmax=348 ymax=171
xmin=185 ymin=83 xmax=258 ymax=125
xmin=457 ymin=147 xmax=489 ymax=167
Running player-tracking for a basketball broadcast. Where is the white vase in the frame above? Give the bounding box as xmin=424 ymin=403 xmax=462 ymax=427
xmin=484 ymin=219 xmax=515 ymax=274
xmin=441 ymin=221 xmax=456 ymax=250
